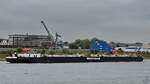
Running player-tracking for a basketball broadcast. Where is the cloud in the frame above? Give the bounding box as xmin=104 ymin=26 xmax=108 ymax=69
xmin=0 ymin=0 xmax=150 ymax=43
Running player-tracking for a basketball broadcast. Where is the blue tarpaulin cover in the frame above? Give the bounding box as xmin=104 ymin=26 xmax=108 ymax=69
xmin=90 ymin=41 xmax=111 ymax=52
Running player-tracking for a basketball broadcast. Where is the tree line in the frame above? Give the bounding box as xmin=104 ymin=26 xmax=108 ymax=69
xmin=69 ymin=37 xmax=103 ymax=49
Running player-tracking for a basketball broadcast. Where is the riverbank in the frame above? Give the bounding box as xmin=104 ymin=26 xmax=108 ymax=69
xmin=0 ymin=58 xmax=5 ymax=61
xmin=0 ymin=54 xmax=8 ymax=61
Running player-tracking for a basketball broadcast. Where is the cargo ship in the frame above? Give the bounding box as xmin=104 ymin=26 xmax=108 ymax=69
xmin=6 ymin=54 xmax=143 ymax=63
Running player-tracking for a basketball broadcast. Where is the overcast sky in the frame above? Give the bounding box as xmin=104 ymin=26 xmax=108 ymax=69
xmin=0 ymin=0 xmax=150 ymax=43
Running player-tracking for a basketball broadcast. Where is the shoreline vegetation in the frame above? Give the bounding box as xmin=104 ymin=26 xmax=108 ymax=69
xmin=0 ymin=49 xmax=150 ymax=60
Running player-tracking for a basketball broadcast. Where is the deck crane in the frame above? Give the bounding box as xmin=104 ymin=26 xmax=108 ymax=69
xmin=41 ymin=21 xmax=61 ymax=48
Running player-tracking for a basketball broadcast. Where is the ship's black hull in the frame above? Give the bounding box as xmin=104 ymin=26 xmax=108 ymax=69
xmin=6 ymin=57 xmax=87 ymax=63
xmin=100 ymin=56 xmax=143 ymax=62
xmin=6 ymin=56 xmax=143 ymax=63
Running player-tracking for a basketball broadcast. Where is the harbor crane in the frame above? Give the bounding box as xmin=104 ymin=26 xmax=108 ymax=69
xmin=41 ymin=21 xmax=61 ymax=48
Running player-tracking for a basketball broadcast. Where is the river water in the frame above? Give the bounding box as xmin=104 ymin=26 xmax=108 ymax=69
xmin=0 ymin=60 xmax=150 ymax=84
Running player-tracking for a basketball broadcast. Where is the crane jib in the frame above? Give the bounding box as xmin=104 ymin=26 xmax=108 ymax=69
xmin=41 ymin=21 xmax=55 ymax=44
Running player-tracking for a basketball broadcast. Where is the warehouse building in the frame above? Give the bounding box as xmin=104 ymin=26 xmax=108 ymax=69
xmin=8 ymin=34 xmax=52 ymax=47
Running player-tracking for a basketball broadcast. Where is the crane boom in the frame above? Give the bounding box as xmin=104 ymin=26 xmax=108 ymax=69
xmin=41 ymin=21 xmax=55 ymax=44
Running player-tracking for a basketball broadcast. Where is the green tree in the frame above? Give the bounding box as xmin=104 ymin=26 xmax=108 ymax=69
xmin=81 ymin=39 xmax=90 ymax=49
xmin=17 ymin=47 xmax=23 ymax=53
xmin=91 ymin=37 xmax=101 ymax=42
xmin=69 ymin=43 xmax=78 ymax=49
xmin=74 ymin=39 xmax=82 ymax=48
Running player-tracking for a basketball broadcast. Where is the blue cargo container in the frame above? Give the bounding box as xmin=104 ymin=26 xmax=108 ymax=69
xmin=90 ymin=41 xmax=111 ymax=52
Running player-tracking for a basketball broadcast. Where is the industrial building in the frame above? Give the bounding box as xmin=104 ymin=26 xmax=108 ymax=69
xmin=109 ymin=42 xmax=143 ymax=48
xmin=8 ymin=34 xmax=52 ymax=47
xmin=0 ymin=39 xmax=9 ymax=48
xmin=6 ymin=21 xmax=61 ymax=48
xmin=0 ymin=39 xmax=9 ymax=45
